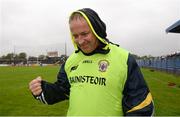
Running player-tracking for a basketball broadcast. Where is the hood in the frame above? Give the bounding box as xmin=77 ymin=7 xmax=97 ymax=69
xmin=69 ymin=8 xmax=109 ymax=53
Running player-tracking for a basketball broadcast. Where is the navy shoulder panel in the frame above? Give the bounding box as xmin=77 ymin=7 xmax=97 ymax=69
xmin=122 ymin=54 xmax=153 ymax=116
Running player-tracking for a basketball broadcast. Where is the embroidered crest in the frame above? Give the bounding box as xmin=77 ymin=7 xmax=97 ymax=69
xmin=98 ymin=60 xmax=109 ymax=72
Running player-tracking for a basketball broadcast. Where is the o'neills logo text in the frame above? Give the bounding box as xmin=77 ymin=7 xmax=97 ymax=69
xmin=69 ymin=76 xmax=106 ymax=86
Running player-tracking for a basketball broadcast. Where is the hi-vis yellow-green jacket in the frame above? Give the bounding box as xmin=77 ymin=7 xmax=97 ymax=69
xmin=65 ymin=44 xmax=129 ymax=116
xmin=35 ymin=8 xmax=154 ymax=116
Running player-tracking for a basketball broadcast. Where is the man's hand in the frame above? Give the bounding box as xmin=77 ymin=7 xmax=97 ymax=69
xmin=29 ymin=76 xmax=42 ymax=96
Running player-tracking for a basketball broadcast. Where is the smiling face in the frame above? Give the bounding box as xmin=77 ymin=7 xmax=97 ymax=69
xmin=69 ymin=16 xmax=99 ymax=54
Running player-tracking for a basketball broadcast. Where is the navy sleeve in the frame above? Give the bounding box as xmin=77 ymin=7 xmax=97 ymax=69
xmin=122 ymin=54 xmax=154 ymax=116
xmin=41 ymin=63 xmax=70 ymax=105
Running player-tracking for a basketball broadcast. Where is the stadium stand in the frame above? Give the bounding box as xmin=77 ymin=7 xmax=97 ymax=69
xmin=166 ymin=20 xmax=180 ymax=33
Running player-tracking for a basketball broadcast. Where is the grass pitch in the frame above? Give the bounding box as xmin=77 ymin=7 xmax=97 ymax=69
xmin=0 ymin=66 xmax=180 ymax=116
xmin=142 ymin=69 xmax=180 ymax=116
xmin=0 ymin=66 xmax=68 ymax=116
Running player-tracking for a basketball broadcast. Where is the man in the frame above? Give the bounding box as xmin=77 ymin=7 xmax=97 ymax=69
xmin=29 ymin=8 xmax=154 ymax=116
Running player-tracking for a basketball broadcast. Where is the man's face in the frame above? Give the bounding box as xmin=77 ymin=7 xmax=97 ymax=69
xmin=70 ymin=17 xmax=99 ymax=54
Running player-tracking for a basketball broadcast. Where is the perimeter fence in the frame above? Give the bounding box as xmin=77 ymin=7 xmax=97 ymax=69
xmin=137 ymin=54 xmax=180 ymax=75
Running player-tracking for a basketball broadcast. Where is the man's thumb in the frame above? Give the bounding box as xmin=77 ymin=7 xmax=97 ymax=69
xmin=36 ymin=76 xmax=42 ymax=81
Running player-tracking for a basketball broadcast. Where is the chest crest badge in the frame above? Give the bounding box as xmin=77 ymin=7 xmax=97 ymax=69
xmin=98 ymin=60 xmax=109 ymax=72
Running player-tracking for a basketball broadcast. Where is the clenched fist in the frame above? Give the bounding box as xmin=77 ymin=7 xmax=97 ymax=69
xmin=29 ymin=76 xmax=42 ymax=96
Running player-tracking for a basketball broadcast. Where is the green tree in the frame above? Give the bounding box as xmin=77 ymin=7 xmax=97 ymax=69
xmin=38 ymin=55 xmax=46 ymax=60
xmin=6 ymin=53 xmax=14 ymax=60
xmin=18 ymin=52 xmax=27 ymax=60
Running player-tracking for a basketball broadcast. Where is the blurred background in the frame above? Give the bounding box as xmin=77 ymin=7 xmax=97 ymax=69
xmin=0 ymin=0 xmax=180 ymax=116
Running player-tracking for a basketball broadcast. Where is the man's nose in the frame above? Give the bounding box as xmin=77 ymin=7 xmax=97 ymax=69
xmin=75 ymin=35 xmax=85 ymax=44
xmin=78 ymin=38 xmax=85 ymax=45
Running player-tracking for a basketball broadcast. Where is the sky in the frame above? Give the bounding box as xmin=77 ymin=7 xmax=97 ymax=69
xmin=0 ymin=0 xmax=180 ymax=57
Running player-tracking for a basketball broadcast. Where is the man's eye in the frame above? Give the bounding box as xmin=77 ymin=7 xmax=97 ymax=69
xmin=82 ymin=33 xmax=87 ymax=35
xmin=73 ymin=35 xmax=78 ymax=39
xmin=82 ymin=32 xmax=88 ymax=36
